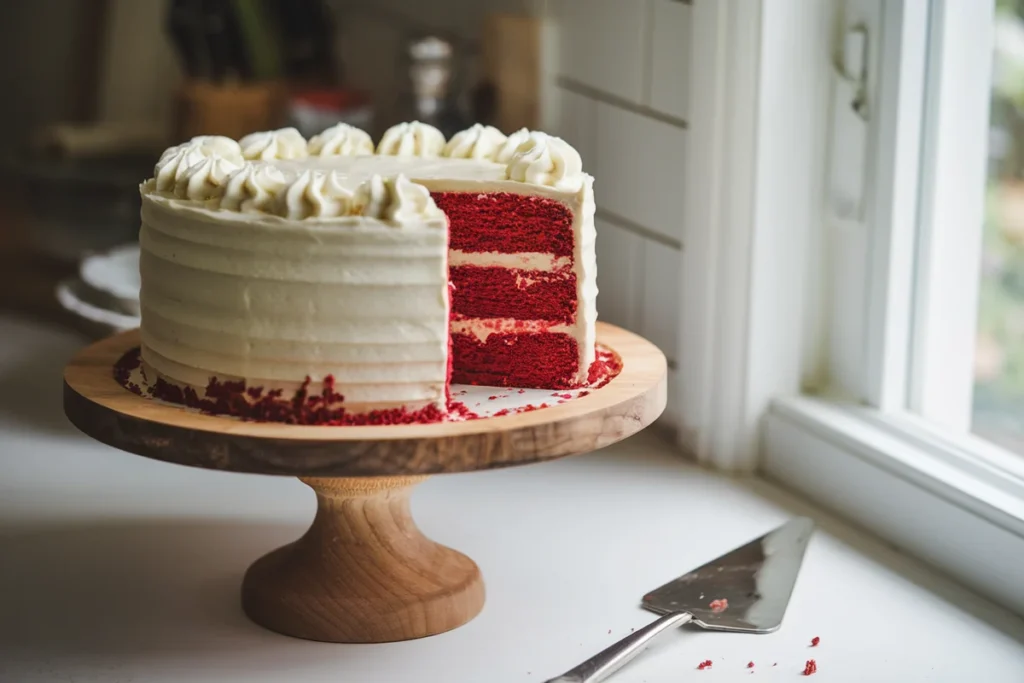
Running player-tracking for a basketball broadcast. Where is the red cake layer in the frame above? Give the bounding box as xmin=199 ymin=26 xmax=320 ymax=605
xmin=432 ymin=191 xmax=575 ymax=257
xmin=450 ymin=265 xmax=577 ymax=323
xmin=451 ymin=332 xmax=580 ymax=389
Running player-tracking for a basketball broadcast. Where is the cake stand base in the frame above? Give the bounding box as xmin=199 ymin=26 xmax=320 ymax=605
xmin=241 ymin=476 xmax=484 ymax=643
xmin=63 ymin=323 xmax=667 ymax=643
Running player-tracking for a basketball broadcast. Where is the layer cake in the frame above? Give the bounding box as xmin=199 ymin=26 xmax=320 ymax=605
xmin=137 ymin=121 xmax=598 ymax=424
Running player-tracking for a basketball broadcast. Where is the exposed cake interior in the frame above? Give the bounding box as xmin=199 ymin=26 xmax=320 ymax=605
xmin=434 ymin=191 xmax=585 ymax=389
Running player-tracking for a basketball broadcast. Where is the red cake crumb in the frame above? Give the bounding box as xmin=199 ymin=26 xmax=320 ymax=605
xmin=112 ymin=346 xmax=142 ymax=387
xmin=577 ymin=346 xmax=622 ymax=388
xmin=433 ymin=191 xmax=575 ymax=257
xmin=117 ymin=339 xmax=618 ymax=425
xmin=447 ymin=400 xmax=479 ymax=420
xmin=577 ymin=390 xmax=590 ymax=397
xmin=122 ymin=348 xmax=449 ymax=425
xmin=709 ymin=598 xmax=728 ymax=612
xmin=802 ymin=660 xmax=817 ymax=676
xmin=449 ymin=265 xmax=577 ymax=323
xmin=551 ymin=392 xmax=573 ymax=399
xmin=697 ymin=660 xmax=712 ymax=671
xmin=452 ymin=332 xmax=579 ymax=388
xmin=811 ymin=636 xmax=820 ymax=647
xmin=747 ymin=662 xmax=755 ymax=669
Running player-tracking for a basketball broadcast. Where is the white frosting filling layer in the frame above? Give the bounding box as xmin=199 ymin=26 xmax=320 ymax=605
xmin=447 ymin=251 xmax=572 ymax=271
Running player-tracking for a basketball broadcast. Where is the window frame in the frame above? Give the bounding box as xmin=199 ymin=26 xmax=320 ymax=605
xmin=682 ymin=0 xmax=1024 ymax=617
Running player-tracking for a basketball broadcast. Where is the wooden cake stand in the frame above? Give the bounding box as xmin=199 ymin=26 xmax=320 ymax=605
xmin=62 ymin=323 xmax=667 ymax=643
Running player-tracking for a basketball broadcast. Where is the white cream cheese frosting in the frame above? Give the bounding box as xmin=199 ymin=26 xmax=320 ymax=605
xmin=174 ymin=156 xmax=242 ymax=201
xmin=154 ymin=136 xmax=243 ymax=192
xmin=238 ymin=127 xmax=309 ymax=160
xmin=278 ymin=170 xmax=355 ymax=219
xmin=493 ymin=128 xmax=532 ymax=163
xmin=138 ymin=122 xmax=597 ymax=409
xmin=376 ymin=121 xmax=446 ymax=157
xmin=355 ymin=174 xmax=445 ymax=222
xmin=442 ymin=124 xmax=507 ymax=160
xmin=506 ymin=132 xmax=585 ymax=192
xmin=220 ymin=163 xmax=289 ymax=212
xmin=308 ymin=122 xmax=375 ymax=157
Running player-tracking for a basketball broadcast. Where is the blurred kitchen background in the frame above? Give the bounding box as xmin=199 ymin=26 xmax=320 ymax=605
xmin=6 ymin=0 xmax=1024 ymax=450
xmin=0 ymin=0 xmax=690 ymax=434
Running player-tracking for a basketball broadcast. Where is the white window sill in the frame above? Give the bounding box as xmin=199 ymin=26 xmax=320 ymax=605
xmin=2 ymin=314 xmax=1023 ymax=683
xmin=765 ymin=395 xmax=1024 ymax=619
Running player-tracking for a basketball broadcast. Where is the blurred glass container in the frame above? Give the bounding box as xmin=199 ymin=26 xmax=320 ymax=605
xmin=397 ymin=36 xmax=469 ymax=137
xmin=409 ymin=36 xmax=452 ymax=122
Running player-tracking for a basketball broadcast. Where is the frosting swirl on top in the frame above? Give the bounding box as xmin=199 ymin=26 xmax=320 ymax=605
xmin=308 ymin=123 xmax=375 ymax=157
xmin=376 ymin=121 xmax=446 ymax=157
xmin=174 ymin=156 xmax=242 ymax=201
xmin=506 ymin=132 xmax=584 ymax=191
xmin=276 ymin=170 xmax=356 ymax=219
xmin=154 ymin=135 xmax=243 ymax=193
xmin=238 ymin=127 xmax=309 ymax=160
xmin=220 ymin=163 xmax=289 ymax=212
xmin=442 ymin=124 xmax=508 ymax=161
xmin=155 ymin=144 xmax=207 ymax=193
xmin=183 ymin=135 xmax=244 ymax=161
xmin=354 ymin=174 xmax=444 ymax=222
xmin=492 ymin=128 xmax=532 ymax=164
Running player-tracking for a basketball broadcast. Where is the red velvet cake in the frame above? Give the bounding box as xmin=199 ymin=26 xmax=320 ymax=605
xmin=135 ymin=121 xmax=599 ymax=423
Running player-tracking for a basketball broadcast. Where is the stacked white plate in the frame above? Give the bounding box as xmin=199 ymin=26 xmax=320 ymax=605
xmin=56 ymin=243 xmax=141 ymax=334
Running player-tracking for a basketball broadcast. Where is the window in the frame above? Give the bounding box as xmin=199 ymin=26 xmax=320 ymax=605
xmin=682 ymin=0 xmax=1024 ymax=617
xmin=976 ymin=0 xmax=1024 ymax=452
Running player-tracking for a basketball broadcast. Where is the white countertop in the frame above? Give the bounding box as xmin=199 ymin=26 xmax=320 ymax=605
xmin=2 ymin=314 xmax=1024 ymax=683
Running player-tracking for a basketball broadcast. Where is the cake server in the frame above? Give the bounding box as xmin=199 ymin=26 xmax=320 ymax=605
xmin=544 ymin=517 xmax=814 ymax=683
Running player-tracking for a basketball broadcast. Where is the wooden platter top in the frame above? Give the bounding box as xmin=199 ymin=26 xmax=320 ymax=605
xmin=63 ymin=323 xmax=667 ymax=476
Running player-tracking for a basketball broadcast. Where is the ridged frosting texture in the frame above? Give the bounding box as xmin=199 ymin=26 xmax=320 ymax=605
xmin=219 ymin=163 xmax=289 ymax=212
xmin=442 ymin=124 xmax=508 ymax=160
xmin=138 ymin=197 xmax=450 ymax=407
xmin=277 ymin=170 xmax=355 ymax=219
xmin=238 ymin=127 xmax=309 ymax=160
xmin=376 ymin=121 xmax=446 ymax=157
xmin=174 ymin=156 xmax=242 ymax=201
xmin=308 ymin=123 xmax=374 ymax=157
xmin=494 ymin=128 xmax=532 ymax=163
xmin=355 ymin=174 xmax=445 ymax=222
xmin=154 ymin=135 xmax=243 ymax=192
xmin=506 ymin=132 xmax=584 ymax=191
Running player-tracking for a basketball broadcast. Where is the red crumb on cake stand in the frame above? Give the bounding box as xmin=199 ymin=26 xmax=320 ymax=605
xmin=113 ymin=345 xmax=623 ymax=426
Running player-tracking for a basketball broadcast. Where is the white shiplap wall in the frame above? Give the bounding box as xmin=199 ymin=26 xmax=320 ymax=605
xmin=543 ymin=0 xmax=691 ymax=432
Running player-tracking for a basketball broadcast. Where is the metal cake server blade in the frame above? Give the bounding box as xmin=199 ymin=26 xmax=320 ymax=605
xmin=544 ymin=517 xmax=814 ymax=683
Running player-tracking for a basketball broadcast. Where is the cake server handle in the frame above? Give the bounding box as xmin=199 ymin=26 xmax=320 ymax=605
xmin=543 ymin=611 xmax=694 ymax=683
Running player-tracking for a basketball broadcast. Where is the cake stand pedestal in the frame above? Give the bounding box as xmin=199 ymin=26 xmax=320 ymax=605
xmin=63 ymin=323 xmax=667 ymax=643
